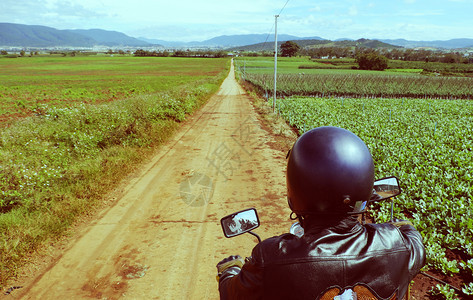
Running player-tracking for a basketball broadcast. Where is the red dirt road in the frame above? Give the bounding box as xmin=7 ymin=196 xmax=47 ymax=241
xmin=12 ymin=61 xmax=293 ymax=299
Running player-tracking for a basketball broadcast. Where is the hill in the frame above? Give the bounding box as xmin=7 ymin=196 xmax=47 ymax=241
xmin=380 ymin=38 xmax=473 ymax=49
xmin=138 ymin=34 xmax=325 ymax=48
xmin=196 ymin=34 xmax=324 ymax=47
xmin=0 ymin=23 xmax=95 ymax=47
xmin=66 ymin=29 xmax=153 ymax=47
xmin=230 ymin=38 xmax=401 ymax=52
xmin=0 ymin=23 xmax=152 ymax=47
xmin=2 ymin=22 xmax=473 ymax=50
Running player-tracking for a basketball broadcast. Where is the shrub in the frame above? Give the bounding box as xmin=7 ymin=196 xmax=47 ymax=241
xmin=356 ymin=51 xmax=388 ymax=71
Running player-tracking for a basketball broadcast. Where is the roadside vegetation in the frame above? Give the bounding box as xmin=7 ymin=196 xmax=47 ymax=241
xmin=235 ymin=56 xmax=473 ymax=299
xmin=0 ymin=56 xmax=230 ymax=287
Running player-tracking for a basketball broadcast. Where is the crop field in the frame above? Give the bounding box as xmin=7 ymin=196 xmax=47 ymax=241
xmin=236 ymin=57 xmax=473 ymax=297
xmin=236 ymin=57 xmax=473 ymax=99
xmin=0 ymin=56 xmax=228 ymax=123
xmin=277 ymin=96 xmax=473 ymax=296
xmin=0 ymin=56 xmax=230 ymax=287
xmin=237 ymin=57 xmax=419 ymax=75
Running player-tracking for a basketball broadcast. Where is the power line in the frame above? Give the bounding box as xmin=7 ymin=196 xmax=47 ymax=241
xmin=262 ymin=24 xmax=275 ymax=48
xmin=260 ymin=0 xmax=291 ymax=52
xmin=278 ymin=0 xmax=290 ymax=15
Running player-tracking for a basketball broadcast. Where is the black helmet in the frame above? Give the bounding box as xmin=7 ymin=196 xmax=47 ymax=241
xmin=286 ymin=126 xmax=374 ymax=215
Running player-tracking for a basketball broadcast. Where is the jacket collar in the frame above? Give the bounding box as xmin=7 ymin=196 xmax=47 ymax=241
xmin=304 ymin=215 xmax=362 ymax=235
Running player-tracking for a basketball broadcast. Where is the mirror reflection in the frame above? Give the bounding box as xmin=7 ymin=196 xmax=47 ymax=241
xmin=221 ymin=208 xmax=260 ymax=238
xmin=372 ymin=176 xmax=401 ymax=201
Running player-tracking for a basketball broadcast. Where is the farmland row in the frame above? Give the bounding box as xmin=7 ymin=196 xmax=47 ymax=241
xmin=275 ymin=95 xmax=473 ymax=296
xmin=243 ymin=73 xmax=473 ymax=99
xmin=237 ymin=56 xmax=473 ymax=296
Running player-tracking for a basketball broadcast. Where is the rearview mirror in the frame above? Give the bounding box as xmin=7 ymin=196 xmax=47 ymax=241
xmin=221 ymin=208 xmax=260 ymax=238
xmin=371 ymin=176 xmax=401 ymax=202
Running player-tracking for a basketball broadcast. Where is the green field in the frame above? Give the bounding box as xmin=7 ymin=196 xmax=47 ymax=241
xmin=237 ymin=56 xmax=428 ymax=75
xmin=0 ymin=56 xmax=227 ymax=122
xmin=0 ymin=56 xmax=230 ymax=287
xmin=277 ymin=96 xmax=473 ymax=296
xmin=236 ymin=57 xmax=473 ymax=298
xmin=236 ymin=57 xmax=473 ymax=99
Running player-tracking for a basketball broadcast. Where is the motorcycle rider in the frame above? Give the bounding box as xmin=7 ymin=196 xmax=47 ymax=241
xmin=217 ymin=126 xmax=425 ymax=300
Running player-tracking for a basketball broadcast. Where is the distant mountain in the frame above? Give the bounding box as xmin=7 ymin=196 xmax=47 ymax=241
xmin=230 ymin=38 xmax=401 ymax=52
xmin=0 ymin=23 xmax=95 ymax=47
xmin=0 ymin=23 xmax=152 ymax=47
xmin=138 ymin=37 xmax=185 ymax=47
xmin=196 ymin=34 xmax=324 ymax=47
xmin=67 ymin=29 xmax=153 ymax=47
xmin=380 ymin=38 xmax=473 ymax=49
xmin=138 ymin=34 xmax=325 ymax=48
xmin=3 ymin=23 xmax=473 ymax=50
xmin=144 ymin=35 xmax=473 ymax=49
xmin=337 ymin=38 xmax=402 ymax=49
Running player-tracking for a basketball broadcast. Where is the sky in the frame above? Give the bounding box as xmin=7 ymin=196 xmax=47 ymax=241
xmin=1 ymin=0 xmax=473 ymax=42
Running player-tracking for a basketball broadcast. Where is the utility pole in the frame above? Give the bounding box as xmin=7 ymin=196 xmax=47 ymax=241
xmin=273 ymin=14 xmax=279 ymax=113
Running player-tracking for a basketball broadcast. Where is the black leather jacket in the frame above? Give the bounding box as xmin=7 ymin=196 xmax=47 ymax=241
xmin=219 ymin=217 xmax=425 ymax=300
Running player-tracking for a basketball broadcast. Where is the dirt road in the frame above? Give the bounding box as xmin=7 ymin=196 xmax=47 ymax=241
xmin=14 ymin=61 xmax=293 ymax=299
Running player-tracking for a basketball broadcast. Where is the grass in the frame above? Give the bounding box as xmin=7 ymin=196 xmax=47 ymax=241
xmin=236 ymin=56 xmax=473 ymax=77
xmin=388 ymin=69 xmax=424 ymax=73
xmin=0 ymin=56 xmax=228 ymax=122
xmin=236 ymin=59 xmax=473 ymax=298
xmin=237 ymin=56 xmax=425 ymax=76
xmin=388 ymin=60 xmax=473 ymax=76
xmin=274 ymin=95 xmax=473 ymax=298
xmin=235 ymin=57 xmax=473 ymax=99
xmin=0 ymin=56 xmax=230 ymax=287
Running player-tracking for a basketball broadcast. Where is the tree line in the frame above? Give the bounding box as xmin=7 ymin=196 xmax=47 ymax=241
xmin=134 ymin=49 xmax=228 ymax=58
xmin=300 ymin=46 xmax=473 ymax=64
xmin=270 ymin=41 xmax=473 ymax=71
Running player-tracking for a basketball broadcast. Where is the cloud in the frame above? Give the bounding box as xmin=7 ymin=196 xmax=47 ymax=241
xmin=52 ymin=1 xmax=105 ymax=18
xmin=2 ymin=0 xmax=473 ymax=42
xmin=0 ymin=0 xmax=46 ymax=19
xmin=0 ymin=0 xmax=108 ymax=29
xmin=348 ymin=5 xmax=358 ymax=16
xmin=398 ymin=10 xmax=443 ymax=17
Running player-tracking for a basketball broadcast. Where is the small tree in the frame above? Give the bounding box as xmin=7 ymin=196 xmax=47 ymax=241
xmin=134 ymin=49 xmax=146 ymax=56
xmin=173 ymin=50 xmax=186 ymax=57
xmin=280 ymin=41 xmax=300 ymax=57
xmin=356 ymin=50 xmax=388 ymax=71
